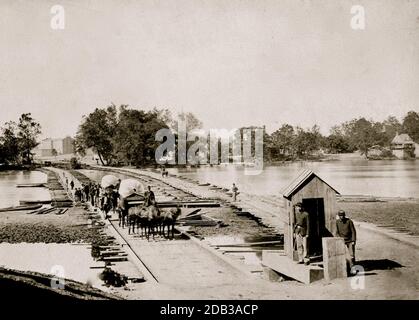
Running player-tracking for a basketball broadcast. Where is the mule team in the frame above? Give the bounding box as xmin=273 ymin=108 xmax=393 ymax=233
xmin=115 ymin=186 xmax=182 ymax=240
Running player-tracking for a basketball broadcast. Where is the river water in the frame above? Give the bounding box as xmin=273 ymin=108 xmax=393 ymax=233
xmin=169 ymin=160 xmax=419 ymax=198
xmin=0 ymin=243 xmax=105 ymax=289
xmin=0 ymin=170 xmax=50 ymax=207
xmin=0 ymin=160 xmax=418 ymax=208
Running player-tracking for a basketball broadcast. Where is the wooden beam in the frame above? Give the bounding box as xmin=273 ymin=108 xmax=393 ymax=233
xmin=322 ymin=237 xmax=347 ymax=281
xmin=212 ymin=240 xmax=282 ymax=248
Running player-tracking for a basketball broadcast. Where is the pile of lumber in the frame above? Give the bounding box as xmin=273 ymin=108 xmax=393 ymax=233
xmin=16 ymin=183 xmax=47 ymax=188
xmin=26 ymin=206 xmax=69 ymax=215
xmin=96 ymin=245 xmax=128 ymax=262
xmin=177 ymin=210 xmax=221 ymax=227
xmin=0 ymin=204 xmax=43 ymax=212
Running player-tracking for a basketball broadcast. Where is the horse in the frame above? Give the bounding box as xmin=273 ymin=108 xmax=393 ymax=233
xmin=126 ymin=204 xmax=160 ymax=239
xmin=147 ymin=205 xmax=162 ymax=240
xmin=127 ymin=205 xmax=152 ymax=237
xmin=161 ymin=207 xmax=182 ymax=239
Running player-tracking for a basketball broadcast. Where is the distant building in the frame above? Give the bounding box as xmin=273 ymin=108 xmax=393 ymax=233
xmin=391 ymin=133 xmax=416 ymax=159
xmin=33 ymin=136 xmax=74 ymax=157
xmin=62 ymin=136 xmax=74 ymax=154
xmin=36 ymin=139 xmax=54 ymax=157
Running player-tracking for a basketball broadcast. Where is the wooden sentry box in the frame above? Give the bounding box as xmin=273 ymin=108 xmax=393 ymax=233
xmin=281 ymin=169 xmax=340 ymax=261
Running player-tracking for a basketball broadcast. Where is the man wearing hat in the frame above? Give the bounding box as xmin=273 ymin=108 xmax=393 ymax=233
xmin=293 ymin=202 xmax=310 ymax=265
xmin=335 ymin=210 xmax=357 ymax=270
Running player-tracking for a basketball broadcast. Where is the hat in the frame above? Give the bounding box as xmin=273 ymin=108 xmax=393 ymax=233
xmin=294 ymin=202 xmax=303 ymax=208
xmin=338 ymin=210 xmax=346 ymax=216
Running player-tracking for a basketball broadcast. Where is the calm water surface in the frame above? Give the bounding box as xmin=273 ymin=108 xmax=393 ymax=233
xmin=0 ymin=243 xmax=105 ymax=288
xmin=0 ymin=160 xmax=418 ymax=208
xmin=0 ymin=171 xmax=50 ymax=207
xmin=169 ymin=160 xmax=419 ymax=198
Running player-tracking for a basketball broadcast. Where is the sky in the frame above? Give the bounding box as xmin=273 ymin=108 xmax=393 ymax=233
xmin=0 ymin=0 xmax=418 ymax=139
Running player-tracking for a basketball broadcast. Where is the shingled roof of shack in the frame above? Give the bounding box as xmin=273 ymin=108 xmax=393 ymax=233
xmin=391 ymin=133 xmax=414 ymax=145
xmin=281 ymin=169 xmax=340 ymax=200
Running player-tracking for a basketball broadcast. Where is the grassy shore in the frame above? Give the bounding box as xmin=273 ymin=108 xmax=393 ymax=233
xmin=337 ymin=199 xmax=419 ymax=236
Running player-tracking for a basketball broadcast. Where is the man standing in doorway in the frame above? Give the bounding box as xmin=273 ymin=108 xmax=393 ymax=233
xmin=335 ymin=210 xmax=357 ymax=272
xmin=293 ymin=202 xmax=310 ymax=265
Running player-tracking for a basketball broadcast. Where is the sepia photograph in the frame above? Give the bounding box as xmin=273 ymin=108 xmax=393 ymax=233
xmin=0 ymin=0 xmax=418 ymax=309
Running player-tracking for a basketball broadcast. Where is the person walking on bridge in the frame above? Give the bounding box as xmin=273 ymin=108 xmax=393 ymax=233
xmin=232 ymin=183 xmax=239 ymax=202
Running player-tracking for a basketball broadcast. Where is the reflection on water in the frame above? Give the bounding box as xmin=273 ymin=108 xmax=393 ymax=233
xmin=170 ymin=160 xmax=419 ymax=198
xmin=0 ymin=171 xmax=50 ymax=207
xmin=0 ymin=243 xmax=105 ymax=288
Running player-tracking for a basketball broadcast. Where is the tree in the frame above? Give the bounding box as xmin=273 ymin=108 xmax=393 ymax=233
xmin=0 ymin=121 xmax=21 ymax=164
xmin=17 ymin=113 xmax=41 ymax=164
xmin=112 ymin=108 xmax=168 ymax=166
xmin=293 ymin=126 xmax=323 ymax=158
xmin=323 ymin=125 xmax=351 ymax=153
xmin=402 ymin=111 xmax=419 ymax=142
xmin=170 ymin=112 xmax=203 ymax=133
xmin=324 ymin=133 xmax=351 ymax=153
xmin=75 ymin=105 xmax=118 ymax=165
xmin=270 ymin=124 xmax=295 ymax=159
xmin=341 ymin=118 xmax=384 ymax=157
xmin=381 ymin=116 xmax=402 ymax=145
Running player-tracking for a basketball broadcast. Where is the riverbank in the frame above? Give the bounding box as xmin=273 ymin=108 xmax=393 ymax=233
xmin=0 ymin=267 xmax=120 ymax=300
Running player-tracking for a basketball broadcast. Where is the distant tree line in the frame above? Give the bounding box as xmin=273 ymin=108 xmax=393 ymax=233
xmin=75 ymin=104 xmax=419 ymax=166
xmin=0 ymin=113 xmax=41 ymax=166
xmin=3 ymin=108 xmax=416 ymax=167
xmin=264 ymin=110 xmax=419 ymax=161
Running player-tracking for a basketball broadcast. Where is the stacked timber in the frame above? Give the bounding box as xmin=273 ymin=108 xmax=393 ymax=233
xmin=0 ymin=204 xmax=43 ymax=212
xmin=16 ymin=183 xmax=47 ymax=188
xmin=95 ymin=245 xmax=129 ymax=262
xmin=177 ymin=212 xmax=220 ymax=227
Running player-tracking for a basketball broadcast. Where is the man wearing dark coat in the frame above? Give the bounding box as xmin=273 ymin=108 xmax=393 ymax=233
xmin=335 ymin=210 xmax=357 ymax=271
xmin=294 ymin=202 xmax=310 ymax=265
xmin=144 ymin=186 xmax=156 ymax=206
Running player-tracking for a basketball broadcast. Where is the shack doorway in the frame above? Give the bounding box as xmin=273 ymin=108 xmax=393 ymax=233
xmin=302 ymin=198 xmax=326 ymax=257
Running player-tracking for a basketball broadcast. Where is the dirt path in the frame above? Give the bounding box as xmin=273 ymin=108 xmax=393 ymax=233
xmin=108 ymin=218 xmax=273 ymax=299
